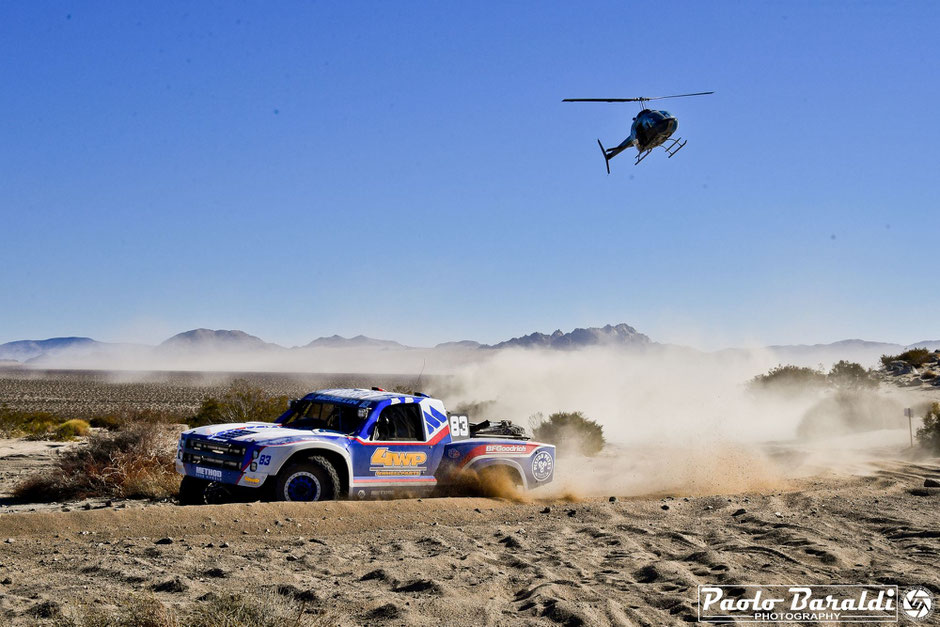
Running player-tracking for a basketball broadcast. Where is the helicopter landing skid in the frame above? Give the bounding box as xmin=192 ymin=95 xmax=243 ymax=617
xmin=635 ymin=149 xmax=652 ymax=165
xmin=664 ymin=137 xmax=687 ymax=158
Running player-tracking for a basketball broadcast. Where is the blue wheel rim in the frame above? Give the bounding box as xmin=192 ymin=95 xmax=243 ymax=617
xmin=286 ymin=473 xmax=321 ymax=501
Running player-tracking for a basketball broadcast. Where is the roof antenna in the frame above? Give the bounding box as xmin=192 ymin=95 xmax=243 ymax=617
xmin=412 ymin=359 xmax=426 ymax=394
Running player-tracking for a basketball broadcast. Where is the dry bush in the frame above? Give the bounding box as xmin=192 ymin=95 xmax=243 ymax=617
xmin=827 ymin=360 xmax=878 ymax=390
xmin=0 ymin=407 xmax=61 ymax=438
xmin=749 ymin=365 xmax=828 ymax=392
xmin=530 ymin=411 xmax=605 ymax=457
xmin=13 ymin=422 xmax=181 ymax=502
xmin=796 ymin=390 xmax=903 ymax=439
xmin=881 ymin=347 xmax=933 ymax=369
xmin=54 ymin=419 xmax=90 ymax=440
xmin=87 ymin=407 xmax=188 ymax=430
xmin=1 ymin=404 xmax=185 ymax=440
xmin=916 ymin=402 xmax=940 ymax=454
xmin=190 ymin=379 xmax=288 ymax=427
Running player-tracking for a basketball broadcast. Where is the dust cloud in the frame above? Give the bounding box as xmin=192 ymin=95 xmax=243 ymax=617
xmin=437 ymin=346 xmax=918 ymax=498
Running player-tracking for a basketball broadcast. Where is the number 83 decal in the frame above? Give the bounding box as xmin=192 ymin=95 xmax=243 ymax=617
xmin=449 ymin=415 xmax=469 ymax=438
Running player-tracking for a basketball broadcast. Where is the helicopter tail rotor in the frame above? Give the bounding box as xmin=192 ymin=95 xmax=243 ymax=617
xmin=597 ymin=139 xmax=611 ymax=174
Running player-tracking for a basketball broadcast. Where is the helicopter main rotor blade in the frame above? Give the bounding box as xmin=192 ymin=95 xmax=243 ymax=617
xmin=641 ymin=91 xmax=714 ymax=101
xmin=562 ymin=98 xmax=645 ymax=102
xmin=562 ymin=91 xmax=714 ymax=103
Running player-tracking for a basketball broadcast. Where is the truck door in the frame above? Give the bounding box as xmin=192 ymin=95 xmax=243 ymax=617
xmin=353 ymin=402 xmax=437 ymax=495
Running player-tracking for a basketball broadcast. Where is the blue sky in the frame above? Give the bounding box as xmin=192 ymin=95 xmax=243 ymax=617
xmin=2 ymin=2 xmax=938 ymax=348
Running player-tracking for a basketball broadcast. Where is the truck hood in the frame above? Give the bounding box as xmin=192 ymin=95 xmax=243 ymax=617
xmin=183 ymin=422 xmax=349 ymax=445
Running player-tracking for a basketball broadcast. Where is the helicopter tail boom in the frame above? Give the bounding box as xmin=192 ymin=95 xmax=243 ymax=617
xmin=596 ymin=137 xmax=636 ymax=173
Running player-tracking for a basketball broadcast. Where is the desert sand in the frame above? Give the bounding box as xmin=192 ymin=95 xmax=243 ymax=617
xmin=1 ymin=454 xmax=938 ymax=625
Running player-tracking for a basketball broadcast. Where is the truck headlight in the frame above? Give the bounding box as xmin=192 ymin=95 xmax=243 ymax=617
xmin=250 ymin=462 xmax=258 ymax=471
xmin=251 ymin=449 xmax=260 ymax=460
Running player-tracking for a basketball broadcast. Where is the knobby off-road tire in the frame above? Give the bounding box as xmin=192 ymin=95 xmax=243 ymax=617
xmin=178 ymin=476 xmax=233 ymax=505
xmin=276 ymin=456 xmax=341 ymax=502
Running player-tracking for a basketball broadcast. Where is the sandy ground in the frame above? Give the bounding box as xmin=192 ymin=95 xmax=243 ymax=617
xmin=0 ymin=457 xmax=938 ymax=625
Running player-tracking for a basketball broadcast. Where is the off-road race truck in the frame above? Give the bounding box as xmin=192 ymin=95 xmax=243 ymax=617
xmin=176 ymin=388 xmax=555 ymax=504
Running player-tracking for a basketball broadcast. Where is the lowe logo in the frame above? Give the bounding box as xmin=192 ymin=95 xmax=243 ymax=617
xmin=370 ymin=447 xmax=427 ymax=468
xmin=196 ymin=467 xmax=223 ymax=479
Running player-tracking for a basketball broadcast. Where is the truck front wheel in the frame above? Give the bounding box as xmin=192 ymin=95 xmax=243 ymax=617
xmin=276 ymin=456 xmax=340 ymax=502
xmin=179 ymin=476 xmax=233 ymax=505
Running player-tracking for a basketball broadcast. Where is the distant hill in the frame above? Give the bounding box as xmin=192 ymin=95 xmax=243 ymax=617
xmin=0 ymin=337 xmax=101 ymax=362
xmin=304 ymin=335 xmax=406 ymax=350
xmin=435 ymin=340 xmax=483 ymax=350
xmin=768 ymin=339 xmax=903 ymax=353
xmin=2 ymin=325 xmax=936 ymax=369
xmin=907 ymin=340 xmax=940 ymax=351
xmin=489 ymin=323 xmax=652 ymax=350
xmin=158 ymin=329 xmax=280 ymax=352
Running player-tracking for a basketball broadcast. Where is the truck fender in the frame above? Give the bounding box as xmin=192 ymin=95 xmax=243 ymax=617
xmin=464 ymin=458 xmax=529 ymax=490
xmin=267 ymin=442 xmax=353 ymax=496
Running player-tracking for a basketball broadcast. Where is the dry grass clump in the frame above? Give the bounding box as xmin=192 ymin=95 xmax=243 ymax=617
xmin=0 ymin=407 xmax=64 ymax=439
xmin=59 ymin=590 xmax=333 ymax=627
xmin=13 ymin=422 xmax=182 ymax=502
xmin=65 ymin=595 xmax=178 ymax=627
xmin=54 ymin=418 xmax=90 ymax=440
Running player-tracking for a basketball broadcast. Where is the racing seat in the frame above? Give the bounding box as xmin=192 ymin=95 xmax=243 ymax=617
xmin=375 ymin=415 xmax=394 ymax=440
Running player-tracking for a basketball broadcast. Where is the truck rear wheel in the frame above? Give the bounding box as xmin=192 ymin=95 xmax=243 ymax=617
xmin=276 ymin=456 xmax=340 ymax=502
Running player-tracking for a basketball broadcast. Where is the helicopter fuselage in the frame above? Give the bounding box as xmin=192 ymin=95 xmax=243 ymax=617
xmin=631 ymin=109 xmax=678 ymax=152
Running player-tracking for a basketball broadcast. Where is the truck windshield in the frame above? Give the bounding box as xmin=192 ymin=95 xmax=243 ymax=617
xmin=280 ymin=400 xmax=366 ymax=435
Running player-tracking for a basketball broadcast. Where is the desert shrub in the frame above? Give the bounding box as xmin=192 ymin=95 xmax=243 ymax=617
xmin=1 ymin=405 xmax=185 ymax=439
xmin=828 ymin=360 xmax=878 ymax=390
xmin=190 ymin=379 xmax=287 ymax=427
xmin=53 ymin=419 xmax=90 ymax=440
xmin=916 ymin=402 xmax=940 ymax=454
xmin=13 ymin=422 xmax=181 ymax=502
xmin=87 ymin=408 xmax=185 ymax=431
xmin=0 ymin=407 xmax=62 ymax=438
xmin=796 ymin=390 xmax=903 ymax=438
xmin=749 ymin=365 xmax=828 ymax=391
xmin=881 ymin=347 xmax=933 ymax=369
xmin=87 ymin=412 xmax=124 ymax=430
xmin=531 ymin=411 xmax=605 ymax=456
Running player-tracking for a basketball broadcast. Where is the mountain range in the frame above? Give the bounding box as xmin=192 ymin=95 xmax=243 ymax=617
xmin=0 ymin=325 xmax=937 ymax=368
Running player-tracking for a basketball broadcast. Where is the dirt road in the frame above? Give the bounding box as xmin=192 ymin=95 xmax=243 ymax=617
xmin=1 ymin=460 xmax=938 ymax=625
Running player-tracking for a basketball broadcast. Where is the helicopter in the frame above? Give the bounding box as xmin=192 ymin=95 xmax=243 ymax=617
xmin=563 ymin=91 xmax=714 ymax=171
